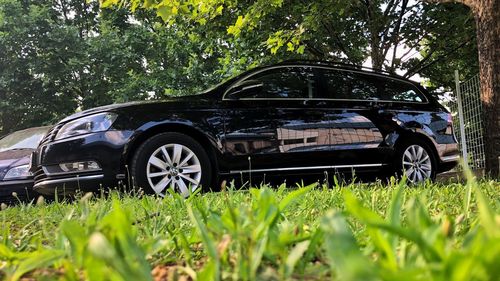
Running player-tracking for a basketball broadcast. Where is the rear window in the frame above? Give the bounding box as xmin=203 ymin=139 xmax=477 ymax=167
xmin=318 ymin=70 xmax=378 ymax=100
xmin=378 ymin=79 xmax=425 ymax=102
xmin=317 ymin=68 xmax=426 ymax=103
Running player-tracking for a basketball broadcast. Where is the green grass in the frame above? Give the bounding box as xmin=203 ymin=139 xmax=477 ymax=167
xmin=1 ymin=176 xmax=499 ymax=281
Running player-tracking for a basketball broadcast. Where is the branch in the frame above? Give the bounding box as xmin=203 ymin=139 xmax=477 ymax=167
xmin=388 ymin=0 xmax=410 ymax=71
xmin=319 ymin=21 xmax=354 ymax=62
xmin=380 ymin=0 xmax=399 ymax=47
xmin=422 ymin=0 xmax=477 ymax=12
xmin=404 ymin=38 xmax=472 ymax=77
xmin=305 ymin=42 xmax=326 ymax=59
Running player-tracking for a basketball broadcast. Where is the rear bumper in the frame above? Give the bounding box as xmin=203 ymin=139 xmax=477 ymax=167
xmin=437 ymin=154 xmax=459 ymax=173
xmin=434 ymin=141 xmax=460 ymax=173
xmin=0 ymin=179 xmax=35 ymax=203
xmin=440 ymin=154 xmax=460 ymax=163
xmin=435 ymin=142 xmax=460 ymax=162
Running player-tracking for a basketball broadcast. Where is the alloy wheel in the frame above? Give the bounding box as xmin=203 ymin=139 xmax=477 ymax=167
xmin=146 ymin=143 xmax=202 ymax=197
xmin=402 ymin=144 xmax=432 ymax=183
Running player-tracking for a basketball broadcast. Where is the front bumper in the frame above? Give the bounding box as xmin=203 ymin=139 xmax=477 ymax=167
xmin=0 ymin=179 xmax=35 ymax=203
xmin=32 ymin=130 xmax=133 ymax=196
xmin=33 ymin=174 xmax=120 ymax=196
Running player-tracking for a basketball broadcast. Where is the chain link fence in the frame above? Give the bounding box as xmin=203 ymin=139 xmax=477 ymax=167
xmin=449 ymin=71 xmax=485 ymax=170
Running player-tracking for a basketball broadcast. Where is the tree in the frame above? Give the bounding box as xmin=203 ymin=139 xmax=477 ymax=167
xmin=0 ymin=0 xmax=235 ymax=134
xmin=427 ymin=0 xmax=499 ymax=176
xmin=110 ymin=0 xmax=476 ymax=76
xmin=402 ymin=3 xmax=478 ymax=89
xmin=0 ymin=0 xmax=79 ymax=133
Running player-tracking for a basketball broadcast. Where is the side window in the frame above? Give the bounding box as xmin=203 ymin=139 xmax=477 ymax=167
xmin=350 ymin=73 xmax=380 ymax=100
xmin=317 ymin=68 xmax=425 ymax=102
xmin=380 ymin=79 xmax=425 ymax=102
xmin=227 ymin=67 xmax=315 ymax=99
xmin=317 ymin=69 xmax=379 ymax=100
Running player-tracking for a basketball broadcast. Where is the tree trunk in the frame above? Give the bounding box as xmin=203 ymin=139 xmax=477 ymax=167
xmin=473 ymin=0 xmax=500 ymax=177
xmin=428 ymin=0 xmax=499 ymax=177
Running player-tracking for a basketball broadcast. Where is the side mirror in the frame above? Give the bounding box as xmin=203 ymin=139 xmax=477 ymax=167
xmin=226 ymin=80 xmax=264 ymax=99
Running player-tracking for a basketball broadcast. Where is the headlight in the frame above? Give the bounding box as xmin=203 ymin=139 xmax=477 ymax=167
xmin=4 ymin=164 xmax=32 ymax=180
xmin=55 ymin=112 xmax=117 ymax=140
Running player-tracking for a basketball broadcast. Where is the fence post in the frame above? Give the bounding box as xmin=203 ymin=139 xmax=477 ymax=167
xmin=454 ymin=70 xmax=469 ymax=168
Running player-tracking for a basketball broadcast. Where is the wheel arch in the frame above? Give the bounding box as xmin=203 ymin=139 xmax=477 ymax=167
xmin=124 ymin=123 xmax=221 ymax=175
xmin=394 ymin=130 xmax=440 ymax=164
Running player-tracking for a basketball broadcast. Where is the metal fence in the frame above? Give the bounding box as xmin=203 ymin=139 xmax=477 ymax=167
xmin=449 ymin=71 xmax=485 ymax=170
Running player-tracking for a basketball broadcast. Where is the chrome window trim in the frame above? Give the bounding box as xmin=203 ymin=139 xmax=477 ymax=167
xmin=222 ymin=65 xmax=429 ymax=104
xmin=227 ymin=163 xmax=385 ymax=175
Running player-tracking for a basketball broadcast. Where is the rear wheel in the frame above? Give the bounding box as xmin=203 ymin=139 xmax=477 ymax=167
xmin=131 ymin=132 xmax=212 ymax=197
xmin=395 ymin=139 xmax=437 ymax=183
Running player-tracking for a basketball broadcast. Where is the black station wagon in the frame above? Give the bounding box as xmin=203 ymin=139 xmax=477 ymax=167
xmin=31 ymin=61 xmax=459 ymax=197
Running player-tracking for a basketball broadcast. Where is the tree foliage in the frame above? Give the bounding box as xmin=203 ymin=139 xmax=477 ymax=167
xmin=107 ymin=0 xmax=477 ymax=84
xmin=0 ymin=0 xmax=230 ymax=134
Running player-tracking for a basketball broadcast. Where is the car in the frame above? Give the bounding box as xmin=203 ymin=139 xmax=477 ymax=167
xmin=31 ymin=61 xmax=460 ymax=197
xmin=0 ymin=126 xmax=51 ymax=203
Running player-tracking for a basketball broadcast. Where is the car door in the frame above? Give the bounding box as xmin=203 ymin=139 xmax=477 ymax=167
xmin=221 ymin=66 xmax=334 ymax=173
xmin=314 ymin=67 xmax=390 ymax=168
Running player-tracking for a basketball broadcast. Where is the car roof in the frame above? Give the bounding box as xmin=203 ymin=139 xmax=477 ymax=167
xmin=275 ymin=60 xmax=407 ymax=78
xmin=224 ymin=60 xmax=432 ymax=101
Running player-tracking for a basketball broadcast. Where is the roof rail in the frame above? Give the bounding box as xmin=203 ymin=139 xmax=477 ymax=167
xmin=277 ymin=60 xmax=402 ymax=77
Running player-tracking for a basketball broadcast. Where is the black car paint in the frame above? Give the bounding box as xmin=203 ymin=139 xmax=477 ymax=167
xmin=32 ymin=62 xmax=459 ymax=195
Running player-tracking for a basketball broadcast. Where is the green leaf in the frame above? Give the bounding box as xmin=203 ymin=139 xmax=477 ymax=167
xmin=388 ymin=186 xmax=404 ymax=250
xmin=344 ymin=190 xmax=442 ymax=262
xmin=60 ymin=220 xmax=87 ymax=265
xmin=187 ymin=205 xmax=220 ymax=281
xmin=296 ymin=45 xmax=305 ymax=54
xmin=285 ymin=240 xmax=310 ymax=278
xmin=279 ymin=184 xmax=315 ymax=211
xmin=198 ymin=260 xmax=217 ymax=281
xmin=321 ymin=210 xmax=377 ymax=280
xmin=100 ymin=0 xmax=119 ymax=9
xmin=11 ymin=250 xmax=65 ymax=281
xmin=156 ymin=5 xmax=172 ymax=22
xmin=475 ymin=188 xmax=499 ymax=237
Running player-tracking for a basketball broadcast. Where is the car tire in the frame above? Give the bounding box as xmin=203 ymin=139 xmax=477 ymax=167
xmin=394 ymin=138 xmax=437 ymax=184
xmin=130 ymin=132 xmax=212 ymax=197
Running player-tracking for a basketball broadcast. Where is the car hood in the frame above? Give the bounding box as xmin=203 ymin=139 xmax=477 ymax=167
xmin=0 ymin=149 xmax=33 ymax=180
xmin=60 ymin=93 xmax=218 ymax=123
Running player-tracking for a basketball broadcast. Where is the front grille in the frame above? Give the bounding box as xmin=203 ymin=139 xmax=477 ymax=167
xmin=39 ymin=124 xmax=63 ymax=146
xmin=34 ymin=167 xmax=47 ymax=185
xmin=34 ymin=124 xmax=64 ymax=186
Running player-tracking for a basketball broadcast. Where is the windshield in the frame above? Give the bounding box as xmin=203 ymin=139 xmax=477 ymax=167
xmin=0 ymin=127 xmax=50 ymax=152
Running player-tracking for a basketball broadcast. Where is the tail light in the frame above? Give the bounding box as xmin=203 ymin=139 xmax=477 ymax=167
xmin=446 ymin=113 xmax=454 ymax=135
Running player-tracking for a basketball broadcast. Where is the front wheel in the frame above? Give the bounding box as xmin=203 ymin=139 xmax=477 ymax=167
xmin=395 ymin=140 xmax=436 ymax=184
xmin=131 ymin=132 xmax=212 ymax=197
